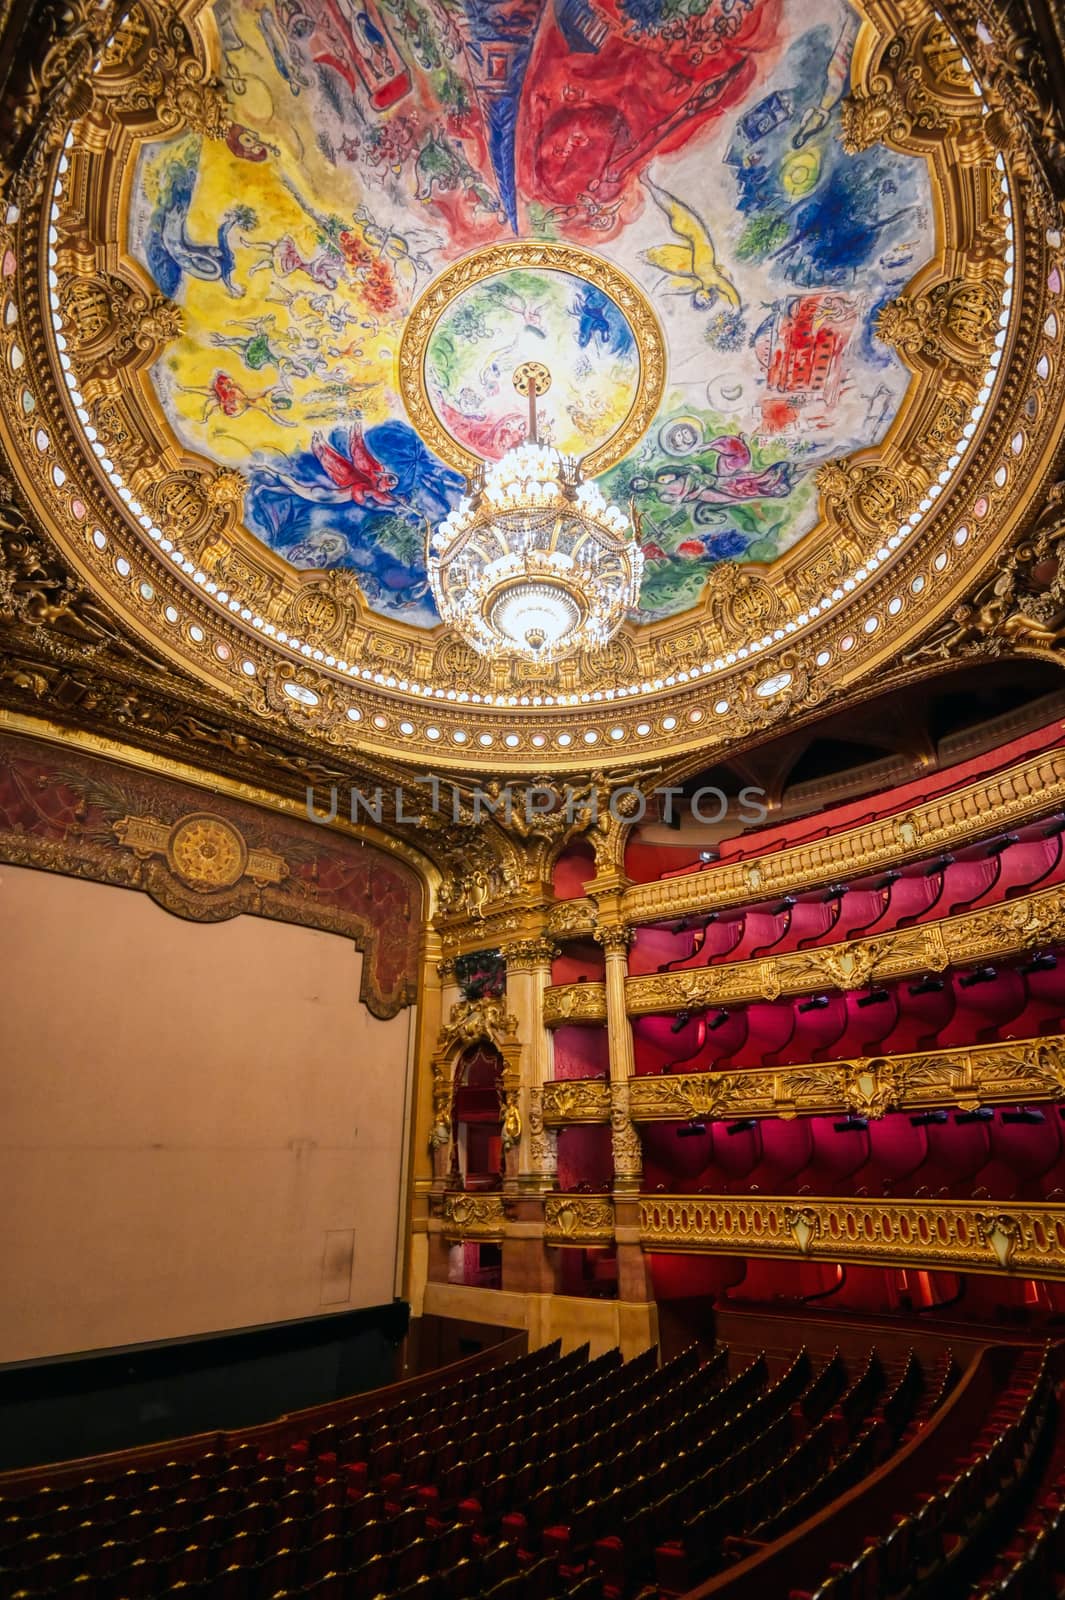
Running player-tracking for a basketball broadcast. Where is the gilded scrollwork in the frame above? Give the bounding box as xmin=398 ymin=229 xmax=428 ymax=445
xmin=609 ymin=1081 xmax=643 ymax=1181
xmin=546 ymin=899 xmax=597 ymax=940
xmin=440 ymin=1194 xmax=508 ymax=1239
xmin=875 ymin=278 xmax=1002 ymax=372
xmin=541 ymin=1079 xmax=612 ymax=1125
xmin=625 ymin=1038 xmax=1065 ymax=1125
xmin=621 ymin=881 xmax=1065 ymax=1016
xmin=637 ymin=1195 xmax=1065 ymax=1279
xmin=527 ymin=1086 xmax=558 ymax=1177
xmin=903 ymin=479 xmax=1065 ymax=667
xmin=543 ymin=1194 xmax=615 ymax=1246
xmin=542 ymin=983 xmax=608 ymax=1027
xmin=437 ymin=996 xmax=519 ymax=1054
xmin=501 ymin=938 xmax=559 ymax=968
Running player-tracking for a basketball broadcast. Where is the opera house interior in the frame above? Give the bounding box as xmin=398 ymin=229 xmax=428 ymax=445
xmin=6 ymin=0 xmax=1065 ymax=1593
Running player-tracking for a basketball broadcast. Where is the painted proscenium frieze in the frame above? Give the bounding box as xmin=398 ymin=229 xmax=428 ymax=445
xmin=0 ymin=730 xmax=422 ymax=1018
xmin=2 ymin=0 xmax=1053 ymax=765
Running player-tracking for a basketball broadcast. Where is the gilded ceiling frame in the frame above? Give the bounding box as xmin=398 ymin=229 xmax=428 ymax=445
xmin=0 ymin=0 xmax=1061 ymax=775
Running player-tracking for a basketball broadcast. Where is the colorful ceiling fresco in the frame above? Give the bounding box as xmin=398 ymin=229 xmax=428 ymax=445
xmin=425 ymin=268 xmax=641 ymax=463
xmin=128 ymin=0 xmax=935 ymax=629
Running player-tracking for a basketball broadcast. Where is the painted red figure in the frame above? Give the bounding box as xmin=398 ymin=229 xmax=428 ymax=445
xmin=311 ymin=424 xmax=399 ymax=505
xmin=517 ymin=0 xmax=781 ymax=238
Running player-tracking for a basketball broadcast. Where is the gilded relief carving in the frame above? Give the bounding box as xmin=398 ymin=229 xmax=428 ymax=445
xmin=541 ymin=1080 xmax=612 ymax=1125
xmin=543 ymin=1195 xmax=615 ymax=1246
xmin=637 ymin=1195 xmax=1065 ymax=1278
xmin=621 ymin=748 xmax=1065 ymax=925
xmin=622 ymin=882 xmax=1065 ymax=1015
xmin=623 ymin=1039 xmax=1065 ymax=1126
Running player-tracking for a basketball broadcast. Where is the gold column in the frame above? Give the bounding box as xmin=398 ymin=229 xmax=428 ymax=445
xmin=593 ymin=913 xmax=654 ymax=1312
xmin=428 ymin=953 xmax=461 ymax=1192
xmin=501 ymin=935 xmax=560 ymax=1296
xmin=594 ymin=925 xmax=642 ymax=1192
xmin=411 ymin=931 xmax=450 ymax=1300
xmin=502 ymin=937 xmax=559 ymax=1191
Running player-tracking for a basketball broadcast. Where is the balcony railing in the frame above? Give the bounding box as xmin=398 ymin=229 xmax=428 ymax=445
xmin=637 ymin=1195 xmax=1065 ymax=1278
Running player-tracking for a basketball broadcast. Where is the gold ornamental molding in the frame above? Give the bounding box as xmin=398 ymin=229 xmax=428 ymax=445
xmin=542 ymin=1079 xmax=613 ymax=1125
xmin=397 ymin=242 xmax=666 ymax=480
xmin=621 ymin=747 xmax=1065 ymax=927
xmin=440 ymin=1194 xmax=509 ymax=1241
xmin=637 ymin=1195 xmax=1065 ymax=1280
xmin=626 ymin=1037 xmax=1065 ymax=1125
xmin=0 ymin=0 xmax=1061 ymax=769
xmin=622 ymin=880 xmax=1065 ymax=1016
xmin=547 ymin=899 xmax=598 ymax=941
xmin=543 ymin=1194 xmax=615 ymax=1247
xmin=114 ymin=812 xmax=287 ymax=893
xmin=543 ymin=982 xmax=608 ymax=1027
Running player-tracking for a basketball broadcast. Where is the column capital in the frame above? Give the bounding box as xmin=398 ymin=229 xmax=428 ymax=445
xmin=436 ymin=955 xmax=458 ymax=981
xmin=593 ymin=924 xmax=633 ymax=955
xmin=501 ymin=936 xmax=559 ymax=968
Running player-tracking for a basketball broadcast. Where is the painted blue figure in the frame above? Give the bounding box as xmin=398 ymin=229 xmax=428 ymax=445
xmin=244 ymin=420 xmax=462 ymax=622
xmin=144 ymin=149 xmax=256 ymax=299
xmin=570 ymin=286 xmax=635 ymax=355
xmin=453 ymin=0 xmax=548 ymax=231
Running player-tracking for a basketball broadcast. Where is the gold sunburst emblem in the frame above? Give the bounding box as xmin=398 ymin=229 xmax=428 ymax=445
xmin=167 ymin=814 xmax=248 ymax=891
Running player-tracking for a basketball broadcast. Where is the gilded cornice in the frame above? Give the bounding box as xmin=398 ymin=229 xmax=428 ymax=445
xmin=541 ymin=1079 xmax=612 ymax=1125
xmin=543 ymin=983 xmax=608 ymax=1028
xmin=621 ymin=745 xmax=1065 ymax=926
xmin=543 ymin=1194 xmax=615 ymax=1247
xmin=626 ymin=1037 xmax=1065 ymax=1124
xmin=623 ymin=881 xmax=1065 ymax=1014
xmin=637 ymin=1194 xmax=1065 ymax=1278
xmin=0 ymin=0 xmax=1061 ymax=773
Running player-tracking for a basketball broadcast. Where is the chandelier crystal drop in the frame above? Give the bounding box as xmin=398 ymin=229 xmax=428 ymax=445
xmin=428 ymin=364 xmax=644 ymax=665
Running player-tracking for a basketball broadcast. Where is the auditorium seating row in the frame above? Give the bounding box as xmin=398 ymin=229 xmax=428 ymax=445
xmin=628 ymin=814 xmax=1065 ymax=976
xmin=640 ymin=1104 xmax=1065 ymax=1200
xmin=2 ymin=1338 xmax=960 ymax=1600
xmin=789 ymin=1346 xmax=1060 ymax=1600
xmin=630 ymin=956 xmax=1065 ymax=1076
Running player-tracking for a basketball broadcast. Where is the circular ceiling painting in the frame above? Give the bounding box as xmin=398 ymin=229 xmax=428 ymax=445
xmin=124 ymin=0 xmax=935 ymax=631
xmin=423 ymin=266 xmax=642 ymax=463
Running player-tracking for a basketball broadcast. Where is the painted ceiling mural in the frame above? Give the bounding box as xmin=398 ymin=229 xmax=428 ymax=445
xmin=128 ymin=0 xmax=935 ymax=629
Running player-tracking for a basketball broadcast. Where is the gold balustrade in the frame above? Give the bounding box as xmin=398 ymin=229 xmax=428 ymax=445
xmin=637 ymin=1195 xmax=1065 ymax=1278
xmin=541 ymin=1038 xmax=1065 ymax=1125
xmin=621 ymin=749 xmax=1065 ymax=927
xmin=623 ymin=882 xmax=1065 ymax=1016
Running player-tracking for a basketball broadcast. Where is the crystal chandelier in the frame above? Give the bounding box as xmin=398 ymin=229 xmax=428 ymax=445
xmin=428 ymin=363 xmax=644 ymax=665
